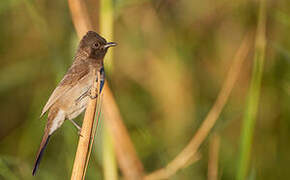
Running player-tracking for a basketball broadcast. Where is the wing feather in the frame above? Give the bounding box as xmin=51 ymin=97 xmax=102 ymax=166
xmin=40 ymin=60 xmax=90 ymax=117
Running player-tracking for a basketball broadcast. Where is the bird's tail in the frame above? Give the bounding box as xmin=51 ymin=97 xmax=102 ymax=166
xmin=32 ymin=131 xmax=51 ymax=176
xmin=33 ymin=107 xmax=65 ymax=175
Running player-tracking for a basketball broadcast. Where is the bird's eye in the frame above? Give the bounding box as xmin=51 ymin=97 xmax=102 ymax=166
xmin=93 ymin=43 xmax=100 ymax=49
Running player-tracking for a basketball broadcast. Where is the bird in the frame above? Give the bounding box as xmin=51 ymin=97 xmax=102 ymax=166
xmin=32 ymin=31 xmax=117 ymax=176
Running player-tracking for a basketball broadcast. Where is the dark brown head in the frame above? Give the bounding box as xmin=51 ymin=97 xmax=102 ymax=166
xmin=78 ymin=31 xmax=117 ymax=59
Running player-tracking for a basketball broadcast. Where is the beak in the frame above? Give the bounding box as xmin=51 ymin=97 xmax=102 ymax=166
xmin=104 ymin=42 xmax=117 ymax=49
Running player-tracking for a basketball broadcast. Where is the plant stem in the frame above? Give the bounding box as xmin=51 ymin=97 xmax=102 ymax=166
xmin=208 ymin=134 xmax=220 ymax=180
xmin=100 ymin=0 xmax=118 ymax=179
xmin=103 ymin=126 xmax=118 ymax=180
xmin=236 ymin=0 xmax=266 ymax=179
xmin=71 ymin=69 xmax=99 ymax=180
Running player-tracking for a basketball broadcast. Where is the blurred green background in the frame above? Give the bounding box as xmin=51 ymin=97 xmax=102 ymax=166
xmin=0 ymin=0 xmax=289 ymax=179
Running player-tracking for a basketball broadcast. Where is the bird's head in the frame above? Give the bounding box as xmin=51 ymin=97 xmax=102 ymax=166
xmin=79 ymin=31 xmax=117 ymax=59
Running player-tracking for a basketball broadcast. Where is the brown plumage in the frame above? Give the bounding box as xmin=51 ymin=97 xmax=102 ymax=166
xmin=32 ymin=31 xmax=116 ymax=176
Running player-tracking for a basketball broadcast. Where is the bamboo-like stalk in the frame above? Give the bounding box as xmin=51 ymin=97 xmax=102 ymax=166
xmin=99 ymin=0 xmax=118 ymax=179
xmin=145 ymin=34 xmax=251 ymax=180
xmin=102 ymin=83 xmax=144 ymax=179
xmin=236 ymin=0 xmax=267 ymax=179
xmin=71 ymin=69 xmax=99 ymax=180
xmin=208 ymin=134 xmax=220 ymax=180
xmin=82 ymin=71 xmax=103 ymax=180
xmin=103 ymin=126 xmax=118 ymax=180
xmin=68 ymin=0 xmax=92 ymax=37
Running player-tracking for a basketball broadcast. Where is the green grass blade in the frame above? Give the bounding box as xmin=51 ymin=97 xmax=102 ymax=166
xmin=100 ymin=0 xmax=118 ymax=179
xmin=236 ymin=0 xmax=267 ymax=180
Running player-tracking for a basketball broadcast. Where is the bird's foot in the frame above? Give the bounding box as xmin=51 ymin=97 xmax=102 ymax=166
xmin=69 ymin=119 xmax=82 ymax=134
xmin=78 ymin=130 xmax=83 ymax=137
xmin=89 ymin=94 xmax=98 ymax=99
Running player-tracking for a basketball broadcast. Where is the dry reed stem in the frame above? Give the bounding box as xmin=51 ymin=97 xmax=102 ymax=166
xmin=82 ymin=71 xmax=102 ymax=180
xmin=68 ymin=0 xmax=93 ymax=37
xmin=68 ymin=0 xmax=144 ymax=179
xmin=102 ymin=83 xmax=144 ymax=179
xmin=145 ymin=34 xmax=251 ymax=180
xmin=208 ymin=133 xmax=220 ymax=180
xmin=71 ymin=69 xmax=99 ymax=180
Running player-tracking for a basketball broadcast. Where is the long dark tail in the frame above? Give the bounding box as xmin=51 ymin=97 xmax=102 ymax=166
xmin=32 ymin=132 xmax=51 ymax=176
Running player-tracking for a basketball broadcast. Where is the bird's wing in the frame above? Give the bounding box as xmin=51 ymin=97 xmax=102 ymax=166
xmin=40 ymin=60 xmax=90 ymax=117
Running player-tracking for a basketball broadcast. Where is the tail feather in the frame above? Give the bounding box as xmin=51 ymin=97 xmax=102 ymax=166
xmin=32 ymin=133 xmax=51 ymax=176
xmin=33 ymin=107 xmax=65 ymax=175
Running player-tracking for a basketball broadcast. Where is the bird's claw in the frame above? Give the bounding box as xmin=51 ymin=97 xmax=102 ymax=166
xmin=78 ymin=130 xmax=83 ymax=137
xmin=89 ymin=94 xmax=98 ymax=99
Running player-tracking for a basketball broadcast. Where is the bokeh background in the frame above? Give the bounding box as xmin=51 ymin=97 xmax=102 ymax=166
xmin=0 ymin=0 xmax=289 ymax=179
